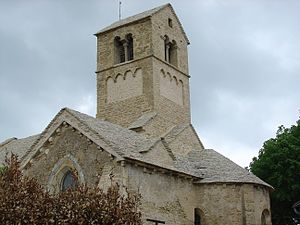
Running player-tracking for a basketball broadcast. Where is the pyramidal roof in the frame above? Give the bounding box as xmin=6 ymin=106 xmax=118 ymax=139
xmin=95 ymin=3 xmax=190 ymax=44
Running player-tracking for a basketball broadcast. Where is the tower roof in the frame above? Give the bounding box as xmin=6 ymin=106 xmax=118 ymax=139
xmin=95 ymin=3 xmax=190 ymax=44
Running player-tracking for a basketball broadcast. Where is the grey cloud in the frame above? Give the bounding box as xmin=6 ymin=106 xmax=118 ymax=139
xmin=0 ymin=0 xmax=299 ymax=167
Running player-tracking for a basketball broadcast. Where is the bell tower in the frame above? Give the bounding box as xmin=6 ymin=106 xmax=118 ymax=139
xmin=95 ymin=4 xmax=191 ymax=137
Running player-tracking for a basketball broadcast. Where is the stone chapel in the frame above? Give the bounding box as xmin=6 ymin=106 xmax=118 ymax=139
xmin=0 ymin=4 xmax=272 ymax=225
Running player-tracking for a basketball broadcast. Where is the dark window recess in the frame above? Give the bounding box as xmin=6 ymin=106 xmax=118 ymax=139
xmin=61 ymin=170 xmax=78 ymax=191
xmin=119 ymin=43 xmax=125 ymax=63
xmin=164 ymin=35 xmax=178 ymax=66
xmin=168 ymin=18 xmax=173 ymax=27
xmin=194 ymin=208 xmax=202 ymax=225
xmin=126 ymin=34 xmax=134 ymax=61
xmin=114 ymin=36 xmax=125 ymax=64
xmin=114 ymin=34 xmax=134 ymax=64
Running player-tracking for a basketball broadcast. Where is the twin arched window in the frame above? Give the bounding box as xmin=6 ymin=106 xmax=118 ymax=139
xmin=114 ymin=34 xmax=134 ymax=64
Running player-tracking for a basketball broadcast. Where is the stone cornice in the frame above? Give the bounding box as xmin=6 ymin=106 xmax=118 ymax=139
xmin=123 ymin=156 xmax=202 ymax=181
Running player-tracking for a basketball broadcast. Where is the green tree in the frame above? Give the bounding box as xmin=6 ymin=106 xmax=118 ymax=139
xmin=250 ymin=119 xmax=300 ymax=225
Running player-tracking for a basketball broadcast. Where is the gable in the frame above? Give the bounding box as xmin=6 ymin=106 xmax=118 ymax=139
xmin=140 ymin=140 xmax=175 ymax=168
xmin=95 ymin=4 xmax=189 ymax=44
xmin=164 ymin=124 xmax=204 ymax=156
xmin=24 ymin=125 xmax=122 ymax=192
xmin=151 ymin=4 xmax=189 ymax=45
xmin=21 ymin=108 xmax=126 ymax=169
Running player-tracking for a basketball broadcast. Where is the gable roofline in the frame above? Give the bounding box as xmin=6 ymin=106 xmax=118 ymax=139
xmin=0 ymin=137 xmax=17 ymax=148
xmin=21 ymin=108 xmax=124 ymax=169
xmin=19 ymin=108 xmax=202 ymax=180
xmin=192 ymin=148 xmax=273 ymax=190
xmin=94 ymin=3 xmax=190 ymax=44
xmin=0 ymin=135 xmax=40 ymax=165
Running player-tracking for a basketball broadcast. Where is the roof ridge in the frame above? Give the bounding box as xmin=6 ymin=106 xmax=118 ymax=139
xmin=163 ymin=123 xmax=190 ymax=144
xmin=64 ymin=108 xmax=124 ymax=157
xmin=96 ymin=4 xmax=169 ymax=35
xmin=21 ymin=108 xmax=67 ymax=162
xmin=0 ymin=137 xmax=17 ymax=148
xmin=197 ymin=149 xmax=273 ymax=189
xmin=128 ymin=112 xmax=157 ymax=130
xmin=189 ymin=124 xmax=205 ymax=149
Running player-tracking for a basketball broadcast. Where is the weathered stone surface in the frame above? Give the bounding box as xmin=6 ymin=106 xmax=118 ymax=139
xmin=0 ymin=3 xmax=272 ymax=225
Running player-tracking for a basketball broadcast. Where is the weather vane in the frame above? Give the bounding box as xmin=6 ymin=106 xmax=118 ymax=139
xmin=119 ymin=1 xmax=122 ymax=20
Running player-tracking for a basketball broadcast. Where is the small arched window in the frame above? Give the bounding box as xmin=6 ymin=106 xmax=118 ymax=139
xmin=194 ymin=208 xmax=202 ymax=225
xmin=61 ymin=170 xmax=78 ymax=191
xmin=261 ymin=209 xmax=271 ymax=225
xmin=126 ymin=34 xmax=134 ymax=61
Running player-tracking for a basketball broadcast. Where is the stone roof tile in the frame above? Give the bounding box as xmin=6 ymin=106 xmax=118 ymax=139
xmin=95 ymin=3 xmax=190 ymax=44
xmin=96 ymin=4 xmax=168 ymax=34
xmin=1 ymin=108 xmax=271 ymax=188
xmin=66 ymin=109 xmax=197 ymax=177
xmin=128 ymin=112 xmax=157 ymax=130
xmin=65 ymin=108 xmax=154 ymax=159
xmin=179 ymin=149 xmax=272 ymax=188
xmin=0 ymin=134 xmax=40 ymax=165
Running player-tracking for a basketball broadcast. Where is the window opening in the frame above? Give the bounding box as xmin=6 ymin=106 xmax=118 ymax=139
xmin=164 ymin=35 xmax=170 ymax=62
xmin=261 ymin=215 xmax=266 ymax=225
xmin=114 ymin=34 xmax=134 ymax=64
xmin=164 ymin=36 xmax=177 ymax=66
xmin=61 ymin=170 xmax=78 ymax=191
xmin=114 ymin=36 xmax=125 ymax=64
xmin=168 ymin=18 xmax=173 ymax=27
xmin=261 ymin=209 xmax=271 ymax=225
xmin=194 ymin=208 xmax=202 ymax=225
xmin=126 ymin=34 xmax=134 ymax=61
xmin=169 ymin=40 xmax=178 ymax=66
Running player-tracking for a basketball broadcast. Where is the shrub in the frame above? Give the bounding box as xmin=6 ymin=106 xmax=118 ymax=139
xmin=0 ymin=154 xmax=142 ymax=225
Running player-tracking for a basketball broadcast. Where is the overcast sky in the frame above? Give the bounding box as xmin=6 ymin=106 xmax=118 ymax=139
xmin=0 ymin=0 xmax=299 ymax=167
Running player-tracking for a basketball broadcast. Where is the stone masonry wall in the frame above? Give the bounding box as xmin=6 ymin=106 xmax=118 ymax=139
xmin=97 ymin=58 xmax=153 ymax=127
xmin=24 ymin=127 xmax=123 ymax=193
xmin=126 ymin=164 xmax=198 ymax=225
xmin=168 ymin=126 xmax=204 ymax=156
xmin=96 ymin=7 xmax=191 ymax=133
xmin=196 ymin=183 xmax=271 ymax=225
xmin=96 ymin=19 xmax=153 ymax=71
xmin=151 ymin=6 xmax=189 ymax=74
xmin=125 ymin=164 xmax=271 ymax=225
